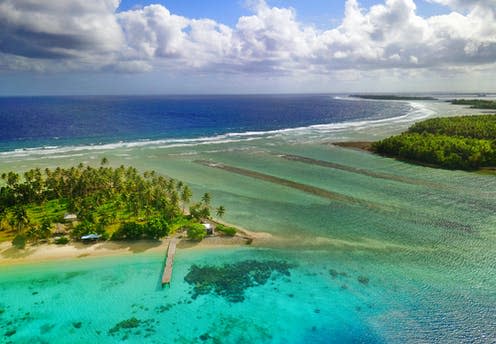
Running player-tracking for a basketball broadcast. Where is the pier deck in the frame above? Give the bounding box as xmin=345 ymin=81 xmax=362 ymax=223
xmin=162 ymin=239 xmax=177 ymax=286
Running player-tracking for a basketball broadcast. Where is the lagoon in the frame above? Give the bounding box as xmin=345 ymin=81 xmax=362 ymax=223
xmin=0 ymin=95 xmax=495 ymax=343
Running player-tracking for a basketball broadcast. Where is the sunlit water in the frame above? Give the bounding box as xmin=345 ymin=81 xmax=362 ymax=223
xmin=0 ymin=97 xmax=495 ymax=343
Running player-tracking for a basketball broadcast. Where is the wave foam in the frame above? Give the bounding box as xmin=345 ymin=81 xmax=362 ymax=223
xmin=0 ymin=101 xmax=436 ymax=159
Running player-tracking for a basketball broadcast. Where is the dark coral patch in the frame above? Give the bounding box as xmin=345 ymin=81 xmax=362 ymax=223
xmin=184 ymin=260 xmax=295 ymax=302
xmin=357 ymin=276 xmax=370 ymax=285
xmin=5 ymin=329 xmax=16 ymax=337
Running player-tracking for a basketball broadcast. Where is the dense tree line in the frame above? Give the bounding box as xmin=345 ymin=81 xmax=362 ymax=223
xmin=0 ymin=159 xmax=224 ymax=246
xmin=351 ymin=95 xmax=436 ymax=100
xmin=408 ymin=115 xmax=496 ymax=140
xmin=372 ymin=115 xmax=496 ymax=170
xmin=451 ymin=99 xmax=496 ymax=109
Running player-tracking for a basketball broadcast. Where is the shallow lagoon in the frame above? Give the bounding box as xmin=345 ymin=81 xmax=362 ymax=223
xmin=0 ymin=99 xmax=495 ymax=343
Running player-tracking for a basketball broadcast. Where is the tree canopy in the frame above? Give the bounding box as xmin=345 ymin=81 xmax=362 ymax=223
xmin=0 ymin=161 xmax=219 ymax=245
xmin=372 ymin=115 xmax=496 ymax=170
xmin=451 ymin=99 xmax=496 ymax=110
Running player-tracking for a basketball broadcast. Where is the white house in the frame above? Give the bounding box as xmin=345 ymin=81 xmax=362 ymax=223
xmin=63 ymin=213 xmax=78 ymax=222
xmin=202 ymin=223 xmax=213 ymax=235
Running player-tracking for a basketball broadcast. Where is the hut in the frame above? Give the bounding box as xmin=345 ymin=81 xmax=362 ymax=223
xmin=81 ymin=234 xmax=101 ymax=242
xmin=202 ymin=223 xmax=214 ymax=235
xmin=63 ymin=213 xmax=78 ymax=222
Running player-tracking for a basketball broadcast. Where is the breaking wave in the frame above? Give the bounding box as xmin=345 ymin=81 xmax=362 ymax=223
xmin=0 ymin=101 xmax=436 ymax=159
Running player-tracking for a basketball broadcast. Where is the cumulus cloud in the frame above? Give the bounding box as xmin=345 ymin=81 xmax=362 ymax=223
xmin=0 ymin=0 xmax=123 ymax=61
xmin=117 ymin=5 xmax=235 ymax=68
xmin=0 ymin=0 xmax=495 ymax=76
xmin=428 ymin=0 xmax=495 ymax=11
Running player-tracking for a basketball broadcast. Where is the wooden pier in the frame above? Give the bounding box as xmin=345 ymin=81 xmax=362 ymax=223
xmin=162 ymin=239 xmax=177 ymax=287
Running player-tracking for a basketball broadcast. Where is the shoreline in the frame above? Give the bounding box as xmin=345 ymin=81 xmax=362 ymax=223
xmin=0 ymin=227 xmax=274 ymax=267
xmin=331 ymin=141 xmax=373 ymax=151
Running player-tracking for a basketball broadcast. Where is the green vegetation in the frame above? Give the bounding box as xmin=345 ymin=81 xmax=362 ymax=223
xmin=372 ymin=115 xmax=496 ymax=170
xmin=351 ymin=95 xmax=436 ymax=101
xmin=54 ymin=236 xmax=69 ymax=245
xmin=451 ymin=99 xmax=496 ymax=109
xmin=12 ymin=234 xmax=27 ymax=249
xmin=215 ymin=223 xmax=236 ymax=236
xmin=186 ymin=222 xmax=207 ymax=241
xmin=0 ymin=160 xmax=224 ymax=245
xmin=408 ymin=115 xmax=496 ymax=139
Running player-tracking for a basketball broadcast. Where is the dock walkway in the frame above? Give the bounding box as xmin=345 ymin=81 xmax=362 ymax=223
xmin=162 ymin=238 xmax=177 ymax=286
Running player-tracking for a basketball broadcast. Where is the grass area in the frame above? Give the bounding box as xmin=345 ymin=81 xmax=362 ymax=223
xmin=26 ymin=199 xmax=68 ymax=224
xmin=0 ymin=228 xmax=15 ymax=242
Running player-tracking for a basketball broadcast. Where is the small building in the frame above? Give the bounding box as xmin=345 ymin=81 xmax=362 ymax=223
xmin=202 ymin=223 xmax=214 ymax=235
xmin=81 ymin=234 xmax=101 ymax=241
xmin=63 ymin=213 xmax=78 ymax=222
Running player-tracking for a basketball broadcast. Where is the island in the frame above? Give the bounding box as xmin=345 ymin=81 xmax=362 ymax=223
xmin=0 ymin=159 xmax=237 ymax=249
xmin=350 ymin=94 xmax=437 ymax=101
xmin=450 ymin=99 xmax=496 ymax=109
xmin=371 ymin=115 xmax=496 ymax=170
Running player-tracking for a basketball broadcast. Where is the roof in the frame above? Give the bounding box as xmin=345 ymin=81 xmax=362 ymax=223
xmin=81 ymin=234 xmax=101 ymax=240
xmin=64 ymin=213 xmax=77 ymax=220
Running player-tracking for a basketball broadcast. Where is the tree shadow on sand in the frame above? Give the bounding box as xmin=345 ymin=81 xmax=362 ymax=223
xmin=92 ymin=240 xmax=163 ymax=253
xmin=0 ymin=246 xmax=37 ymax=259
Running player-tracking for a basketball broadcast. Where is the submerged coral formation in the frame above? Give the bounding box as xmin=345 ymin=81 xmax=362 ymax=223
xmin=184 ymin=260 xmax=295 ymax=302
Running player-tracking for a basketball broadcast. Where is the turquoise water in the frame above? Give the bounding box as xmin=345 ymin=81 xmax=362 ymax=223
xmin=0 ymin=249 xmax=387 ymax=343
xmin=1 ymin=99 xmax=495 ymax=343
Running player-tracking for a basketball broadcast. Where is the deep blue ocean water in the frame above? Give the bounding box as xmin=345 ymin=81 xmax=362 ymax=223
xmin=0 ymin=95 xmax=410 ymax=151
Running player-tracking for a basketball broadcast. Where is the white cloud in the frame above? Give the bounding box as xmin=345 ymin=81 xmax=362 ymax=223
xmin=428 ymin=0 xmax=495 ymax=11
xmin=0 ymin=0 xmax=495 ymax=80
xmin=0 ymin=0 xmax=123 ymax=60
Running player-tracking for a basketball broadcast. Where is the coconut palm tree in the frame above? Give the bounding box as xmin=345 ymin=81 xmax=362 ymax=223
xmin=180 ymin=185 xmax=192 ymax=212
xmin=201 ymin=192 xmax=211 ymax=206
xmin=10 ymin=206 xmax=29 ymax=233
xmin=216 ymin=205 xmax=226 ymax=218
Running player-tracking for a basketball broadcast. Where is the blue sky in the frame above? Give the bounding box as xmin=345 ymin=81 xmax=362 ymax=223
xmin=116 ymin=0 xmax=450 ymax=28
xmin=0 ymin=0 xmax=494 ymax=95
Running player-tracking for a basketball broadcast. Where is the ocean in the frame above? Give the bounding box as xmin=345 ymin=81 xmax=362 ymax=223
xmin=0 ymin=95 xmax=494 ymax=343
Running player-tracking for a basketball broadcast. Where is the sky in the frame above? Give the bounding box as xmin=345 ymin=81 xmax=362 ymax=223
xmin=0 ymin=0 xmax=495 ymax=95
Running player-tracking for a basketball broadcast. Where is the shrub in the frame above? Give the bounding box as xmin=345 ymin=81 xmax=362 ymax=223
xmin=186 ymin=222 xmax=207 ymax=241
xmin=143 ymin=216 xmax=169 ymax=240
xmin=111 ymin=222 xmax=143 ymax=241
xmin=12 ymin=234 xmax=27 ymax=249
xmin=72 ymin=220 xmax=95 ymax=239
xmin=216 ymin=224 xmax=236 ymax=236
xmin=55 ymin=236 xmax=69 ymax=245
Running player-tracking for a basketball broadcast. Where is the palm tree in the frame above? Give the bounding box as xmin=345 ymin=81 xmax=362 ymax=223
xmin=0 ymin=207 xmax=6 ymax=229
xmin=10 ymin=206 xmax=29 ymax=233
xmin=180 ymin=185 xmax=192 ymax=212
xmin=201 ymin=192 xmax=211 ymax=206
xmin=6 ymin=172 xmax=19 ymax=188
xmin=216 ymin=205 xmax=226 ymax=218
xmin=101 ymin=157 xmax=109 ymax=166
